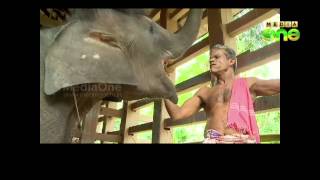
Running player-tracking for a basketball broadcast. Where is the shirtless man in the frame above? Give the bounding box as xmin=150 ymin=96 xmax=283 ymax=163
xmin=164 ymin=44 xmax=280 ymax=143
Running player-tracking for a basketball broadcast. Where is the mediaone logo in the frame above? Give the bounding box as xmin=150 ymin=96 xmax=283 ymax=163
xmin=261 ymin=21 xmax=300 ymax=42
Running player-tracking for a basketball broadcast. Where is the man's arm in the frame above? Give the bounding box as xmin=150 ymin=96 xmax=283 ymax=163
xmin=249 ymin=77 xmax=280 ymax=96
xmin=164 ymin=87 xmax=206 ymax=120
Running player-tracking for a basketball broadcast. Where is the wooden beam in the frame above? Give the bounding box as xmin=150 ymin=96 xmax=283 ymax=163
xmin=152 ymin=10 xmax=161 ymax=22
xmin=255 ymin=95 xmax=280 ymax=113
xmin=160 ymin=9 xmax=168 ymax=29
xmin=130 ymin=98 xmax=156 ymax=111
xmin=170 ymin=9 xmax=189 ymax=21
xmin=100 ymin=108 xmax=122 ymax=118
xmin=98 ymin=116 xmax=105 ymax=122
xmin=207 ymin=8 xmax=224 ymax=46
xmin=169 ymin=9 xmax=182 ymax=19
xmin=175 ymin=71 xmax=211 ymax=92
xmin=149 ymin=9 xmax=161 ymax=19
xmin=95 ymin=134 xmax=120 ymax=142
xmin=232 ymin=9 xmax=244 ymax=17
xmin=226 ymin=8 xmax=278 ymax=37
xmin=107 ymin=131 xmax=120 ymax=135
xmin=128 ymin=122 xmax=153 ymax=135
xmin=236 ymin=42 xmax=280 ymax=73
xmin=100 ymin=117 xmax=107 ymax=143
xmin=40 ymin=9 xmax=66 ymax=27
xmin=119 ymin=101 xmax=128 ymax=143
xmin=260 ymin=134 xmax=280 ymax=142
xmin=152 ymin=100 xmax=162 ymax=143
xmin=81 ymin=101 xmax=101 ymax=143
xmin=127 ymin=95 xmax=280 ymax=134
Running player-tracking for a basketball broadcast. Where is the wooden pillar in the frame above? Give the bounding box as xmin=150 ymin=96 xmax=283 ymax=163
xmin=122 ymin=101 xmax=139 ymax=143
xmin=119 ymin=101 xmax=128 ymax=143
xmin=160 ymin=9 xmax=168 ymax=29
xmin=81 ymin=100 xmax=102 ymax=143
xmin=148 ymin=8 xmax=174 ymax=143
xmin=101 ymin=101 xmax=118 ymax=144
xmin=152 ymin=99 xmax=162 ymax=143
xmin=100 ymin=118 xmax=107 ymax=144
xmin=104 ymin=102 xmax=118 ymax=132
xmin=207 ymin=8 xmax=237 ymax=86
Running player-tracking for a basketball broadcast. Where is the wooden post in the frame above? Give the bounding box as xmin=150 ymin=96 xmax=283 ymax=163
xmin=99 ymin=101 xmax=108 ymax=144
xmin=81 ymin=100 xmax=102 ymax=143
xmin=119 ymin=101 xmax=128 ymax=143
xmin=160 ymin=9 xmax=168 ymax=29
xmin=122 ymin=101 xmax=139 ymax=143
xmin=150 ymin=8 xmax=174 ymax=143
xmin=104 ymin=102 xmax=118 ymax=132
xmin=207 ymin=8 xmax=237 ymax=86
xmin=152 ymin=99 xmax=162 ymax=143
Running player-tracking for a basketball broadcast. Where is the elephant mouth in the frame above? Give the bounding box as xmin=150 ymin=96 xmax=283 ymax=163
xmin=85 ymin=31 xmax=121 ymax=49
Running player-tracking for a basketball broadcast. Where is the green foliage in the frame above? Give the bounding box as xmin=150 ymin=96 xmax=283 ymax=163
xmin=136 ymin=131 xmax=152 ymax=143
xmin=236 ymin=13 xmax=280 ymax=55
xmin=256 ymin=111 xmax=280 ymax=134
xmin=175 ymin=51 xmax=210 ymax=85
xmin=113 ymin=118 xmax=121 ymax=131
xmin=139 ymin=104 xmax=154 ymax=117
xmin=240 ymin=59 xmax=280 ymax=80
xmin=172 ymin=123 xmax=206 ymax=143
xmin=236 ymin=23 xmax=274 ymax=55
xmin=177 ymin=89 xmax=198 ymax=106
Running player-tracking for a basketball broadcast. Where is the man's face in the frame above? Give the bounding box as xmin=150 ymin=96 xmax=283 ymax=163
xmin=209 ymin=49 xmax=235 ymax=74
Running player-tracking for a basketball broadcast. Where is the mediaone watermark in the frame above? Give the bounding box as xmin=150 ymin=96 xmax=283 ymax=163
xmin=261 ymin=21 xmax=300 ymax=42
xmin=61 ymin=84 xmax=123 ymax=98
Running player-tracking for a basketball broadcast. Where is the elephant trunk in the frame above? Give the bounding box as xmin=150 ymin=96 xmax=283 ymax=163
xmin=167 ymin=9 xmax=203 ymax=59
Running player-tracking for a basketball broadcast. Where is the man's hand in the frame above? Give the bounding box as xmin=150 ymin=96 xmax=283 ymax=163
xmin=164 ymin=87 xmax=206 ymax=121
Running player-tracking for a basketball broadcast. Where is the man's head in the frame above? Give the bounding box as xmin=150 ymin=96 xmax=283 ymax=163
xmin=209 ymin=44 xmax=237 ymax=74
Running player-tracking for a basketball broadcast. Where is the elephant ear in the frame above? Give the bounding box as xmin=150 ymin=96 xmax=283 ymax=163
xmin=42 ymin=21 xmax=139 ymax=95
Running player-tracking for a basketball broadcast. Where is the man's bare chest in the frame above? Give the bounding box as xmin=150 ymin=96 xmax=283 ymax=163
xmin=201 ymin=87 xmax=232 ymax=107
xmin=200 ymin=85 xmax=256 ymax=108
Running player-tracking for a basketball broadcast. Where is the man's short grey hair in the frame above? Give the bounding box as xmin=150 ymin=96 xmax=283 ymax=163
xmin=211 ymin=44 xmax=237 ymax=73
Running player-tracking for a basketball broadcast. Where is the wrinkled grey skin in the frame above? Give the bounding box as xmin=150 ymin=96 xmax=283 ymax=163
xmin=40 ymin=9 xmax=203 ymax=143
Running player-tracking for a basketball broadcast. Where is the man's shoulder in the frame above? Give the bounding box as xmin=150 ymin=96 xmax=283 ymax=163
xmin=240 ymin=77 xmax=258 ymax=88
xmin=199 ymin=86 xmax=211 ymax=92
xmin=196 ymin=86 xmax=211 ymax=96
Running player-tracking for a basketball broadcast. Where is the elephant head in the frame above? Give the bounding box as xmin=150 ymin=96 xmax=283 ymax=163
xmin=41 ymin=9 xmax=203 ymax=103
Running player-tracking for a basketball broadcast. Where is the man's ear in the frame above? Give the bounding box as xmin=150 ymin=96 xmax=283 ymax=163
xmin=229 ymin=59 xmax=236 ymax=66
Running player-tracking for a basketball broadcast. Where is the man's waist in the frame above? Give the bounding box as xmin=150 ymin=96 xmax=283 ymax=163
xmin=204 ymin=129 xmax=256 ymax=143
